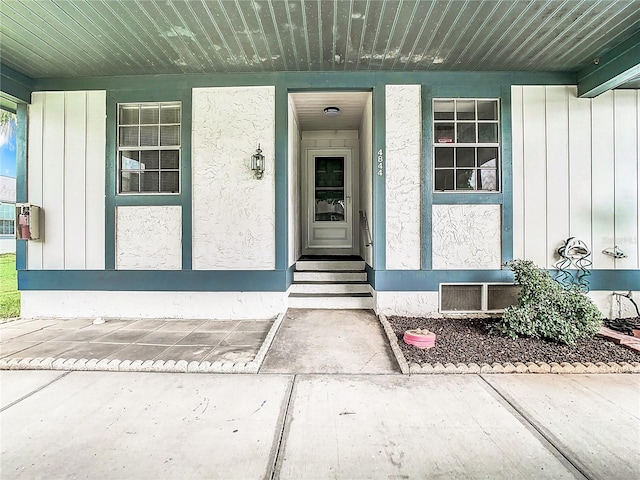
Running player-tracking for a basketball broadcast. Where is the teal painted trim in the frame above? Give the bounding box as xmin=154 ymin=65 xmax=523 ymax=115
xmin=275 ymin=82 xmax=288 ymax=270
xmin=578 ymin=30 xmax=640 ymax=97
xmin=0 ymin=64 xmax=33 ymax=103
xmin=373 ymin=83 xmax=386 ymax=270
xmin=376 ymin=270 xmax=514 ymax=291
xmin=181 ymin=90 xmax=193 ymax=270
xmin=432 ymin=193 xmax=503 ymax=205
xmin=32 ymin=71 xmax=577 ymax=93
xmin=373 ymin=269 xmax=639 ymax=291
xmin=500 ymin=86 xmax=514 ymax=264
xmin=18 ymin=270 xmax=288 ymax=292
xmin=15 ymin=103 xmax=27 ymax=271
xmin=105 ymin=93 xmax=117 ymax=269
xmin=285 ymin=264 xmax=295 ymax=289
xmin=105 ymin=89 xmax=193 ymax=270
xmin=421 ymin=86 xmax=433 ymax=270
xmin=0 ymin=98 xmax=17 ymax=113
xmin=365 ymin=262 xmax=375 ymax=289
xmin=432 ymin=85 xmax=501 ymax=98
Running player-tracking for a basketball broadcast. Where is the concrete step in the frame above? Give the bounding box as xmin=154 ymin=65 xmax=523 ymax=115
xmin=293 ymin=271 xmax=367 ymax=282
xmin=289 ymin=282 xmax=371 ymax=294
xmin=287 ymin=294 xmax=374 ymax=309
xmin=295 ymin=260 xmax=365 ymax=272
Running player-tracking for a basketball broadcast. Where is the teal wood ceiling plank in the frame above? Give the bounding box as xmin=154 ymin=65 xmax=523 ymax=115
xmin=26 ymin=0 xmax=131 ymax=75
xmin=354 ymin=0 xmax=373 ymax=70
xmin=363 ymin=0 xmax=388 ymax=70
xmin=0 ymin=7 xmax=93 ymax=77
xmin=75 ymin=0 xmax=170 ymax=75
xmin=273 ymin=0 xmax=299 ymax=70
xmin=380 ymin=0 xmax=419 ymax=71
xmin=546 ymin=1 xmax=635 ymax=70
xmin=214 ymin=0 xmax=257 ymax=70
xmin=301 ymin=0 xmax=321 ymax=70
xmin=231 ymin=0 xmax=273 ymax=71
xmin=577 ymin=29 xmax=640 ymax=97
xmin=0 ymin=39 xmax=59 ymax=80
xmin=399 ymin=0 xmax=437 ymax=71
xmin=176 ymin=2 xmax=226 ymax=72
xmin=261 ymin=0 xmax=288 ymax=71
xmin=414 ymin=0 xmax=457 ymax=71
xmin=332 ymin=0 xmax=349 ymax=70
xmin=0 ymin=63 xmax=33 ymax=103
xmin=194 ymin=0 xmax=240 ymax=73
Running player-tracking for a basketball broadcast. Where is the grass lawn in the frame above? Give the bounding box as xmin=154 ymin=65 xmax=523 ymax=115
xmin=0 ymin=253 xmax=20 ymax=319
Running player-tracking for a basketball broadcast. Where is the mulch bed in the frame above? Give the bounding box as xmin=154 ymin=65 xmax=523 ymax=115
xmin=387 ymin=316 xmax=640 ymax=365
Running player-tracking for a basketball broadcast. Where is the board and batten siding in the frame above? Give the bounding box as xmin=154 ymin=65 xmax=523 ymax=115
xmin=512 ymin=86 xmax=639 ymax=271
xmin=27 ymin=91 xmax=106 ymax=270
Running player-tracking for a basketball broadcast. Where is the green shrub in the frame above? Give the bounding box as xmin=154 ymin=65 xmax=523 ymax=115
xmin=490 ymin=259 xmax=602 ymax=345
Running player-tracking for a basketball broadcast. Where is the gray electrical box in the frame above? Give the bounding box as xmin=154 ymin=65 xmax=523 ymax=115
xmin=15 ymin=203 xmax=41 ymax=241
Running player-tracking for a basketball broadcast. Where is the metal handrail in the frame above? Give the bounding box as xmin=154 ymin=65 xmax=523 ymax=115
xmin=359 ymin=210 xmax=372 ymax=247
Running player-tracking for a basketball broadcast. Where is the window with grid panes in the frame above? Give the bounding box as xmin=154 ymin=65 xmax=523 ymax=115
xmin=117 ymin=102 xmax=181 ymax=194
xmin=433 ymin=99 xmax=500 ymax=191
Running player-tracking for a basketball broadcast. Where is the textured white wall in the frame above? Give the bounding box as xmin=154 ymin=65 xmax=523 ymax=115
xmin=27 ymin=91 xmax=106 ymax=270
xmin=359 ymin=94 xmax=374 ymax=266
xmin=192 ymin=86 xmax=275 ymax=270
xmin=288 ymin=98 xmax=301 ymax=267
xmin=432 ymin=205 xmax=502 ymax=270
xmin=512 ymin=86 xmax=639 ymax=269
xmin=375 ymin=291 xmax=440 ymax=317
xmin=20 ymin=291 xmax=286 ymax=319
xmin=385 ymin=85 xmax=422 ymax=270
xmin=116 ymin=206 xmax=182 ymax=270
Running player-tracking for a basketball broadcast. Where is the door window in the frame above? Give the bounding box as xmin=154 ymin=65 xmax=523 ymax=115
xmin=314 ymin=156 xmax=345 ymax=222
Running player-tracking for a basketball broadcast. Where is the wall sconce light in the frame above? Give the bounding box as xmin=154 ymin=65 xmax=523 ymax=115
xmin=251 ymin=144 xmax=265 ymax=179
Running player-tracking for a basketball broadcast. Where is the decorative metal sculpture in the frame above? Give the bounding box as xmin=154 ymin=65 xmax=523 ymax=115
xmin=554 ymin=237 xmax=592 ymax=292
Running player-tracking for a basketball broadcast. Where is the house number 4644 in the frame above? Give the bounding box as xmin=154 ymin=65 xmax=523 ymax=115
xmin=377 ymin=149 xmax=384 ymax=176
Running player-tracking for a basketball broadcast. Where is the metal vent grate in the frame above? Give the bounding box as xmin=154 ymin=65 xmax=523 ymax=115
xmin=440 ymin=285 xmax=483 ymax=311
xmin=440 ymin=283 xmax=519 ymax=313
xmin=487 ymin=285 xmax=521 ymax=310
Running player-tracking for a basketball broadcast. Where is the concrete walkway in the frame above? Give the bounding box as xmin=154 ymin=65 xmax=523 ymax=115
xmin=1 ymin=371 xmax=638 ymax=479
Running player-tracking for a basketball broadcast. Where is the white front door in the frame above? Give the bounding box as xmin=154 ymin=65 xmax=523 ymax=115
xmin=303 ymin=149 xmax=354 ymax=254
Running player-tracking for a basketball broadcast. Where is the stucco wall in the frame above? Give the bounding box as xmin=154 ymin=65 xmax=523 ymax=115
xmin=432 ymin=205 xmax=502 ymax=270
xmin=27 ymin=91 xmax=106 ymax=270
xmin=191 ymin=86 xmax=275 ymax=270
xmin=116 ymin=206 xmax=182 ymax=270
xmin=512 ymin=86 xmax=639 ymax=270
xmin=385 ymin=85 xmax=421 ymax=270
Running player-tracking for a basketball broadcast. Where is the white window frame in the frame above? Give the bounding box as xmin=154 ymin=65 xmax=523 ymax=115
xmin=116 ymin=101 xmax=181 ymax=195
xmin=433 ymin=98 xmax=501 ymax=192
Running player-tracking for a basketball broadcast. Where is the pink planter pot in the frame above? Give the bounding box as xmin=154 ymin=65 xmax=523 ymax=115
xmin=404 ymin=329 xmax=436 ymax=349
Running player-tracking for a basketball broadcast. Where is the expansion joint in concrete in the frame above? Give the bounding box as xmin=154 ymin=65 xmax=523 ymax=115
xmin=268 ymin=374 xmax=297 ymax=480
xmin=479 ymin=375 xmax=592 ymax=480
xmin=0 ymin=371 xmax=70 ymax=413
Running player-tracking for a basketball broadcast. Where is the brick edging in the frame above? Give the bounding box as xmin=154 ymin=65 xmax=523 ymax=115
xmin=377 ymin=314 xmax=640 ymax=374
xmin=0 ymin=313 xmax=286 ymax=374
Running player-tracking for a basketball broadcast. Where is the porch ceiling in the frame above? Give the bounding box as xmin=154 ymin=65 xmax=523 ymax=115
xmin=1 ymin=0 xmax=639 ymax=80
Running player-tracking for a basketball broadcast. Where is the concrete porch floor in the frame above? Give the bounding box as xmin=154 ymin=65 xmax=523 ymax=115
xmin=0 ymin=317 xmax=275 ymax=368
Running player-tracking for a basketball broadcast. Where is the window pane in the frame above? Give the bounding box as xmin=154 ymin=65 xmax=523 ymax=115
xmin=121 ymin=172 xmax=139 ymax=192
xmin=160 ymin=171 xmax=180 ymax=193
xmin=435 ymin=170 xmax=454 ymax=190
xmin=315 ymin=191 xmax=345 ymax=222
xmin=456 ymin=100 xmax=475 ymax=120
xmin=140 ymin=150 xmax=159 ymax=169
xmin=160 ymin=104 xmax=181 ymax=124
xmin=140 ymin=126 xmax=159 ymax=147
xmin=161 ymin=150 xmax=180 ymax=169
xmin=140 ymin=171 xmax=159 ymax=192
xmin=457 ymin=147 xmax=475 ymax=167
xmin=119 ymin=126 xmax=139 ymax=147
xmin=140 ymin=105 xmax=159 ymax=124
xmin=160 ymin=125 xmax=180 ymax=146
xmin=120 ymin=151 xmax=140 ymax=170
xmin=477 ymin=168 xmax=498 ymax=191
xmin=478 ymin=123 xmax=498 ymax=143
xmin=119 ymin=105 xmax=139 ymax=125
xmin=457 ymin=123 xmax=476 ymax=143
xmin=478 ymin=147 xmax=498 ymax=166
xmin=435 ymin=147 xmax=454 ymax=167
xmin=456 ymin=169 xmax=474 ymax=189
xmin=435 ymin=123 xmax=454 ymax=143
xmin=434 ymin=100 xmax=454 ymax=120
xmin=478 ymin=100 xmax=498 ymax=120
